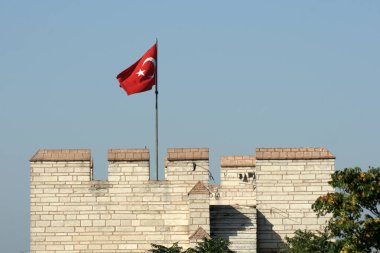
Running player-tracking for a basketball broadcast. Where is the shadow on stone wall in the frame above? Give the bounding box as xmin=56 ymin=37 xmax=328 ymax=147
xmin=210 ymin=205 xmax=256 ymax=253
xmin=257 ymin=210 xmax=283 ymax=253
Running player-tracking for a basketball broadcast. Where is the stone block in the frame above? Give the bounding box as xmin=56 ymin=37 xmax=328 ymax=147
xmin=45 ymin=236 xmax=72 ymax=242
xmin=46 ymin=245 xmax=65 ymax=250
xmin=291 ymin=203 xmax=312 ymax=210
xmin=307 ymin=186 xmax=322 ymax=191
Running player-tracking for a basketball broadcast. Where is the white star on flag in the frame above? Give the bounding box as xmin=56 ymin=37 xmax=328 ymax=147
xmin=136 ymin=69 xmax=145 ymax=77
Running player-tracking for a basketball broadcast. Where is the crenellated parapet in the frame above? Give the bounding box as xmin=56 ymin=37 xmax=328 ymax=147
xmin=210 ymin=155 xmax=256 ymax=206
xmin=165 ymin=148 xmax=210 ymax=190
xmin=30 ymin=148 xmax=210 ymax=185
xmin=30 ymin=147 xmax=213 ymax=253
xmin=30 ymin=149 xmax=93 ymax=182
xmin=30 ymin=146 xmax=335 ymax=253
xmin=108 ymin=149 xmax=150 ymax=182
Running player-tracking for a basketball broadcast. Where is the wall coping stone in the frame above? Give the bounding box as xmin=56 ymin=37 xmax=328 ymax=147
xmin=108 ymin=149 xmax=149 ymax=161
xmin=188 ymin=181 xmax=210 ymax=195
xmin=30 ymin=149 xmax=91 ymax=162
xmin=189 ymin=226 xmax=211 ymax=240
xmin=30 ymin=147 xmax=334 ymax=163
xmin=221 ymin=156 xmax=256 ymax=167
xmin=167 ymin=148 xmax=209 ymax=161
xmin=256 ymin=147 xmax=335 ymax=160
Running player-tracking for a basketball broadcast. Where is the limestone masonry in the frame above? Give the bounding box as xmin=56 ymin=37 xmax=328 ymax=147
xmin=30 ymin=147 xmax=335 ymax=253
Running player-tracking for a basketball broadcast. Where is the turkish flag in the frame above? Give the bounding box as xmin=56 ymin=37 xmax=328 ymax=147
xmin=116 ymin=43 xmax=157 ymax=95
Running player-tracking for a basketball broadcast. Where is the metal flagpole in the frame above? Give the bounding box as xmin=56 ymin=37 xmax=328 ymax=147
xmin=155 ymin=39 xmax=159 ymax=180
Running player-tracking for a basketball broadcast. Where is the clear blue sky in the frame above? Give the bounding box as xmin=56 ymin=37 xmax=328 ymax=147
xmin=0 ymin=0 xmax=379 ymax=251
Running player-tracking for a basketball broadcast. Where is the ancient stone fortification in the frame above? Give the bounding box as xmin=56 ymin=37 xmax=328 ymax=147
xmin=30 ymin=147 xmax=335 ymax=253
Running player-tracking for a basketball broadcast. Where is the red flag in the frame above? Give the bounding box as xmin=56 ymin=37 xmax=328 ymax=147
xmin=116 ymin=43 xmax=157 ymax=95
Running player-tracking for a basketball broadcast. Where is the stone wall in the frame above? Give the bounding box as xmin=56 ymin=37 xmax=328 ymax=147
xmin=255 ymin=148 xmax=335 ymax=253
xmin=30 ymin=146 xmax=335 ymax=253
xmin=30 ymin=148 xmax=211 ymax=253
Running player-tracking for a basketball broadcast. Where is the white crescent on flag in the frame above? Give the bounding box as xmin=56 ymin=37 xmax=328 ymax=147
xmin=142 ymin=57 xmax=156 ymax=78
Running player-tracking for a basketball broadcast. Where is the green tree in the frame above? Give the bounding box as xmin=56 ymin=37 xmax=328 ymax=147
xmin=149 ymin=238 xmax=234 ymax=253
xmin=312 ymin=167 xmax=380 ymax=253
xmin=190 ymin=238 xmax=234 ymax=253
xmin=283 ymin=167 xmax=380 ymax=253
xmin=281 ymin=229 xmax=340 ymax=253
xmin=149 ymin=242 xmax=184 ymax=253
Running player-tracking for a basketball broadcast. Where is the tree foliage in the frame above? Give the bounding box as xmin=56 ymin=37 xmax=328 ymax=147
xmin=281 ymin=229 xmax=339 ymax=253
xmin=190 ymin=237 xmax=233 ymax=253
xmin=312 ymin=167 xmax=380 ymax=252
xmin=283 ymin=167 xmax=380 ymax=253
xmin=149 ymin=238 xmax=234 ymax=253
xmin=149 ymin=242 xmax=185 ymax=253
